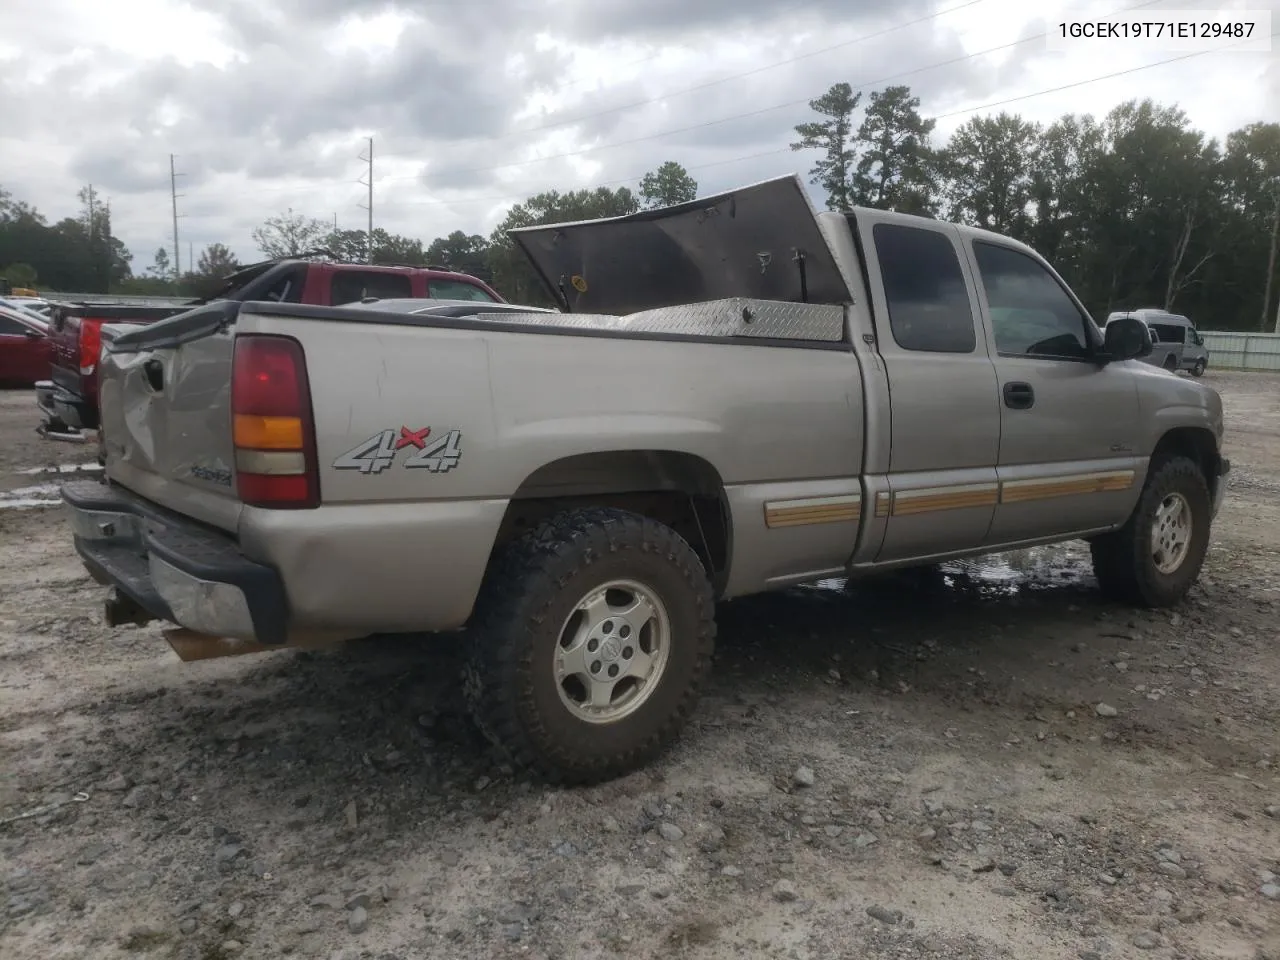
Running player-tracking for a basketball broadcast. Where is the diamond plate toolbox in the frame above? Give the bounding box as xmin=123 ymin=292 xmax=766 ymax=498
xmin=476 ymin=298 xmax=845 ymax=343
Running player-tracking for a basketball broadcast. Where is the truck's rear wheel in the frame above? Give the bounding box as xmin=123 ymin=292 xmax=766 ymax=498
xmin=463 ymin=507 xmax=715 ymax=784
xmin=1089 ymin=456 xmax=1210 ymax=607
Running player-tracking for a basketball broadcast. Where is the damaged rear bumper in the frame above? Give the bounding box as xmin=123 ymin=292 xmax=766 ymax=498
xmin=60 ymin=479 xmax=289 ymax=644
xmin=35 ymin=379 xmax=93 ymax=435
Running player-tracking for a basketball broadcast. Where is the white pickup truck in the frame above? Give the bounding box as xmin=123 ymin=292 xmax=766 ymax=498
xmin=60 ymin=175 xmax=1229 ymax=784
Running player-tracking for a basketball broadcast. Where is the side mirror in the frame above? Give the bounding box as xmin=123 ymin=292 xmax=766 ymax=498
xmin=1102 ymin=316 xmax=1151 ymax=363
xmin=23 ymin=328 xmax=43 ymax=339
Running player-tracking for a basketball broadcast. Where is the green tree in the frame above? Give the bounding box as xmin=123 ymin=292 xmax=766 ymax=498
xmin=1223 ymin=122 xmax=1280 ymax=330
xmin=1070 ymin=100 xmax=1221 ymax=317
xmin=252 ymin=208 xmax=329 ymax=259
xmin=196 ymin=243 xmax=241 ymax=280
xmin=488 ymin=186 xmax=640 ymax=304
xmin=372 ymin=230 xmax=427 ymax=265
xmin=638 ymin=161 xmax=698 ymax=209
xmin=324 ymin=228 xmax=428 ymax=266
xmin=1 ymin=262 xmax=37 ymax=287
xmin=426 ymin=231 xmax=491 ymax=280
xmin=852 ymin=85 xmax=937 ymax=215
xmin=937 ymin=113 xmax=1042 ymax=237
xmin=1026 ymin=114 xmax=1105 ymax=269
xmin=790 ymin=83 xmax=861 ymax=211
xmin=147 ymin=247 xmax=172 ymax=279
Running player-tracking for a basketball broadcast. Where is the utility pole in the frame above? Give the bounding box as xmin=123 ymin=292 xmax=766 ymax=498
xmin=170 ymin=154 xmax=185 ymax=280
xmin=85 ymin=184 xmax=103 ymax=293
xmin=357 ymin=137 xmax=373 ymax=264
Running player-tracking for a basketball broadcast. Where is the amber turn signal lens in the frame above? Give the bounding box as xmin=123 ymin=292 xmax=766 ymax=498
xmin=233 ymin=414 xmax=304 ymax=450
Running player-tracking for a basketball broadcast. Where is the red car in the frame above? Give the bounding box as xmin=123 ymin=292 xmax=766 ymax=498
xmin=0 ymin=305 xmax=51 ymax=387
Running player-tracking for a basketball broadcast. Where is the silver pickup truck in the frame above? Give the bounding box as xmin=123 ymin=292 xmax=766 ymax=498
xmin=61 ymin=175 xmax=1229 ymax=784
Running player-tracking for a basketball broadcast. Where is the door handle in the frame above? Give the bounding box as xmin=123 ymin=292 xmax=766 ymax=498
xmin=1003 ymin=381 xmax=1034 ymax=409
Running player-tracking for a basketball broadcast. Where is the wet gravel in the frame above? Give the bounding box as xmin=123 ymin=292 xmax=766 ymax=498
xmin=2 ymin=372 xmax=1280 ymax=960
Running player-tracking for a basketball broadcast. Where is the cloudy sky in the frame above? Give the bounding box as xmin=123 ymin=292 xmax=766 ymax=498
xmin=0 ymin=0 xmax=1276 ymax=275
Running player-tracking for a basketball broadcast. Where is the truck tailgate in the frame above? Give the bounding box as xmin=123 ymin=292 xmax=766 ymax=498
xmin=99 ymin=304 xmax=243 ymax=533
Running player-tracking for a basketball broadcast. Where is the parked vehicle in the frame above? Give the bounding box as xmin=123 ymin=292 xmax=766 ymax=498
xmin=35 ymin=256 xmax=505 ymax=442
xmin=61 ymin=175 xmax=1229 ymax=785
xmin=0 ymin=305 xmax=51 ymax=387
xmin=1105 ymin=309 xmax=1209 ymax=376
xmin=0 ymin=297 xmax=55 ymax=324
xmin=36 ymin=302 xmax=194 ymax=441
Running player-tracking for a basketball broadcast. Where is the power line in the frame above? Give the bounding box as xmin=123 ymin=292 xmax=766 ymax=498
xmin=372 ymin=1 xmax=1171 ymax=189
xmin=159 ymin=0 xmax=1166 ymax=204
xmin=931 ymin=37 xmax=1276 ymax=119
xmin=211 ymin=0 xmax=1168 ymax=202
xmin=44 ymin=0 xmax=1259 ymax=237
xmin=308 ymin=32 xmax=1271 ymax=215
xmin=370 ymin=0 xmax=994 ymax=163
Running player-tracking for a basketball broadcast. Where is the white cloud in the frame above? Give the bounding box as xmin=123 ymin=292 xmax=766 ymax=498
xmin=0 ymin=0 xmax=1274 ymax=273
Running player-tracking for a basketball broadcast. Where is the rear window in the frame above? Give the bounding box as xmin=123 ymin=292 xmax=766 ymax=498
xmin=428 ymin=280 xmax=495 ymax=302
xmin=259 ymin=267 xmax=307 ymax=304
xmin=332 ymin=271 xmax=413 ymax=305
xmin=872 ymin=222 xmax=975 ymax=353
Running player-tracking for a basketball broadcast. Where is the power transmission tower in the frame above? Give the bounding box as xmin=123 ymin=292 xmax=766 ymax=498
xmin=170 ymin=154 xmax=186 ymax=280
xmin=357 ymin=137 xmax=373 ymax=264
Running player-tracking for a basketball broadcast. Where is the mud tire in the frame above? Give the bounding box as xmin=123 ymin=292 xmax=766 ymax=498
xmin=463 ymin=507 xmax=716 ymax=785
xmin=1089 ymin=456 xmax=1211 ymax=608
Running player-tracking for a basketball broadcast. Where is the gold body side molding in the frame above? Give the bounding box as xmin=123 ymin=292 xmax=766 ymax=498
xmin=764 ymin=494 xmax=862 ymax=528
xmin=1000 ymin=470 xmax=1136 ymax=504
xmin=764 ymin=469 xmax=1138 ymax=527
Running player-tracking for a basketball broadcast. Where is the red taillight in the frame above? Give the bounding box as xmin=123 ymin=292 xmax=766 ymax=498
xmin=79 ymin=321 xmax=102 ymax=375
xmin=231 ymin=335 xmax=320 ymax=509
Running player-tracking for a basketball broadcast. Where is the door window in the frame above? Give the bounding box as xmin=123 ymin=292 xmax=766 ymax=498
xmin=973 ymin=242 xmax=1093 ymax=360
xmin=0 ymin=315 xmax=26 ymax=335
xmin=428 ymin=280 xmax=496 ymax=302
xmin=331 ymin=271 xmax=413 ymax=305
xmin=872 ymin=223 xmax=976 ymax=353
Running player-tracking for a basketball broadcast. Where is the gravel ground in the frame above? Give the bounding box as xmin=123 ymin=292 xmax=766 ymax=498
xmin=1 ymin=371 xmax=1279 ymax=960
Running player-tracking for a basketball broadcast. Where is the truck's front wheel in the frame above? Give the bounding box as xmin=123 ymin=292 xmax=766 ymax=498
xmin=464 ymin=507 xmax=716 ymax=784
xmin=1089 ymin=456 xmax=1211 ymax=607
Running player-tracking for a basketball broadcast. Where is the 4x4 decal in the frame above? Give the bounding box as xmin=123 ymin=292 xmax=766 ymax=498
xmin=333 ymin=426 xmax=463 ymax=474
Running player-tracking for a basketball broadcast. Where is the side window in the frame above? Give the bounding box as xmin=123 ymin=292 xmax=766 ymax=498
xmin=1149 ymin=322 xmax=1184 ymax=344
xmin=428 ymin=280 xmax=496 ymax=302
xmin=260 ymin=268 xmax=307 ymax=304
xmin=0 ymin=315 xmax=26 ymax=335
xmin=331 ymin=271 xmax=413 ymax=305
xmin=872 ymin=223 xmax=975 ymax=352
xmin=972 ymin=242 xmax=1091 ymax=360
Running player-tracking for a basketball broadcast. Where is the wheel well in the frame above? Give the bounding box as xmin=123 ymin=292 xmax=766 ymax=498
xmin=1151 ymin=427 xmax=1219 ymax=491
xmin=492 ymin=451 xmax=731 ymax=591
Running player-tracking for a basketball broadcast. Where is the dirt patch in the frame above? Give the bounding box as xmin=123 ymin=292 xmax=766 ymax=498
xmin=1 ymin=373 xmax=1279 ymax=960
